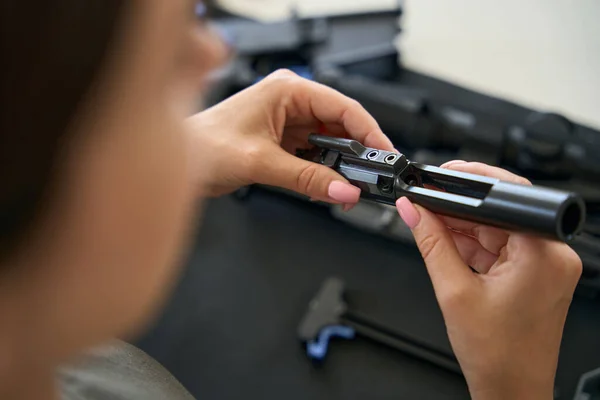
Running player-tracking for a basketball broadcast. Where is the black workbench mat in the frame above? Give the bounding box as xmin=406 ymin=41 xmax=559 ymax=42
xmin=135 ymin=188 xmax=600 ymax=399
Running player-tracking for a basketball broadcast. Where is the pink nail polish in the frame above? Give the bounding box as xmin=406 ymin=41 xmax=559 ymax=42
xmin=396 ymin=197 xmax=420 ymax=229
xmin=441 ymin=160 xmax=467 ymax=168
xmin=328 ymin=181 xmax=360 ymax=204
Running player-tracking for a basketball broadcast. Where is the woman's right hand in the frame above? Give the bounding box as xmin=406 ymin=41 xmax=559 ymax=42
xmin=395 ymin=161 xmax=582 ymax=400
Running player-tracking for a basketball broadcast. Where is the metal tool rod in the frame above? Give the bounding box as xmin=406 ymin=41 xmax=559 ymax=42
xmin=343 ymin=311 xmax=462 ymax=375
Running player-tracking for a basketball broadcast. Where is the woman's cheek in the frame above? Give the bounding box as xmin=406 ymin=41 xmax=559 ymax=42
xmin=114 ymin=118 xmax=195 ymax=329
xmin=51 ymin=113 xmax=196 ymax=339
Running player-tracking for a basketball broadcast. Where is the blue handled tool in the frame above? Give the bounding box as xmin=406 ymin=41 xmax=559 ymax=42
xmin=297 ymin=277 xmax=463 ymax=375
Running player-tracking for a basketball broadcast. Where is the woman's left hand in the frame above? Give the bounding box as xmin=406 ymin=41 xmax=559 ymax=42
xmin=187 ymin=69 xmax=394 ymax=207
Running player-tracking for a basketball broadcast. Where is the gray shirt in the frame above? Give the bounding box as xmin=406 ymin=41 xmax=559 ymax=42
xmin=59 ymin=340 xmax=195 ymax=400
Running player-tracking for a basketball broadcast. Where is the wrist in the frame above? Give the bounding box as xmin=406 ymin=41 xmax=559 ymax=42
xmin=468 ymin=376 xmax=555 ymax=400
xmin=470 ymin=388 xmax=554 ymax=400
xmin=185 ymin=112 xmax=221 ymax=197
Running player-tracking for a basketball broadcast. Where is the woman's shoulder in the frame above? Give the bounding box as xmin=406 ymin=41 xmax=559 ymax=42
xmin=58 ymin=340 xmax=196 ymax=400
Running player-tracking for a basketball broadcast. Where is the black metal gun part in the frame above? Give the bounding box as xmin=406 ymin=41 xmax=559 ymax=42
xmin=300 ymin=134 xmax=586 ymax=242
xmin=210 ymin=6 xmax=600 ymax=293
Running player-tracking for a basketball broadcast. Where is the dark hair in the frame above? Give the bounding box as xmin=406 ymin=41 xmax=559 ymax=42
xmin=0 ymin=1 xmax=125 ymax=258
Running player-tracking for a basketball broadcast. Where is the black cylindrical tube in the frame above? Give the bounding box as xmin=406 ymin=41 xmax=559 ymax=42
xmin=396 ymin=168 xmax=586 ymax=242
xmin=303 ymin=134 xmax=586 ymax=242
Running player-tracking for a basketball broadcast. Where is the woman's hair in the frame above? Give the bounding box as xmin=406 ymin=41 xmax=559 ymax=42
xmin=0 ymin=1 xmax=125 ymax=258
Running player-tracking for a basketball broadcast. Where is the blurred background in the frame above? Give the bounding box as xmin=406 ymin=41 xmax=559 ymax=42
xmin=218 ymin=0 xmax=600 ymax=130
xmin=135 ymin=1 xmax=600 ymax=399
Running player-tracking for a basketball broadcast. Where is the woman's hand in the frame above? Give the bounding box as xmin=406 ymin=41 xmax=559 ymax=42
xmin=396 ymin=161 xmax=582 ymax=400
xmin=187 ymin=69 xmax=394 ymax=206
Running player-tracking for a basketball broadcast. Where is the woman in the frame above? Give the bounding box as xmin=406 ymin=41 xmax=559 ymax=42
xmin=0 ymin=1 xmax=582 ymax=399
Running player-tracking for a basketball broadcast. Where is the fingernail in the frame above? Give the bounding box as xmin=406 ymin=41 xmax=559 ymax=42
xmin=328 ymin=181 xmax=360 ymax=203
xmin=396 ymin=197 xmax=420 ymax=229
xmin=343 ymin=203 xmax=355 ymax=212
xmin=441 ymin=160 xmax=467 ymax=168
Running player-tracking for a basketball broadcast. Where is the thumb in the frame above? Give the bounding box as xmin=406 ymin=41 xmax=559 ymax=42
xmin=396 ymin=197 xmax=475 ymax=294
xmin=255 ymin=147 xmax=361 ymax=204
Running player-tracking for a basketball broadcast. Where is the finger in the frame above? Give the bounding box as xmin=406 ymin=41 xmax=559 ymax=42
xmin=441 ymin=216 xmax=509 ymax=255
xmin=504 ymin=233 xmax=551 ymax=264
xmin=437 ymin=161 xmax=530 ymax=254
xmin=264 ymin=70 xmax=395 ymax=151
xmin=450 ymin=230 xmax=499 ymax=274
xmin=441 ymin=160 xmax=532 ymax=186
xmin=396 ymin=197 xmax=476 ymax=296
xmin=316 ymin=122 xmax=349 ymax=138
xmin=498 ymin=234 xmax=582 ymax=292
xmin=279 ymin=125 xmax=346 ymax=154
xmin=252 ymin=145 xmax=360 ymax=205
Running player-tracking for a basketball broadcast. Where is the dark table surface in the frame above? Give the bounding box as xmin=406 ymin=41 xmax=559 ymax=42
xmin=135 ymin=187 xmax=600 ymax=400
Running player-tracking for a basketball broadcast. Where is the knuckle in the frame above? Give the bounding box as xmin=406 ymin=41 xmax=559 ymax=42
xmin=345 ymin=98 xmax=364 ymax=116
xmin=563 ymin=248 xmax=583 ymax=280
xmin=468 ymin=161 xmax=487 ymax=170
xmin=418 ymin=232 xmax=443 ymax=264
xmin=296 ymin=163 xmax=320 ymax=194
xmin=438 ymin=283 xmax=470 ymax=310
xmin=548 ymin=244 xmax=583 ymax=282
xmin=348 ymin=98 xmax=362 ymax=110
xmin=572 ymin=258 xmax=584 ymax=280
xmin=260 ymin=69 xmax=303 ymax=99
xmin=242 ymin=143 xmax=266 ymax=180
xmin=470 ymin=224 xmax=482 ymax=239
xmin=339 ymin=98 xmax=363 ymax=124
xmin=497 ymin=244 xmax=509 ymax=263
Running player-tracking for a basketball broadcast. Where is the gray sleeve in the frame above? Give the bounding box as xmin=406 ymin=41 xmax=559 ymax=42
xmin=58 ymin=340 xmax=196 ymax=400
